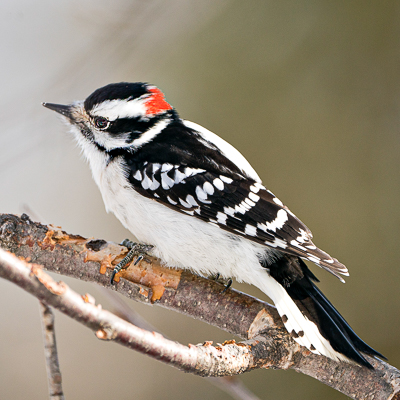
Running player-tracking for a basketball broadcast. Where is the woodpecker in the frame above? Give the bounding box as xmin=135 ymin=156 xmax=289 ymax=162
xmin=43 ymin=82 xmax=383 ymax=368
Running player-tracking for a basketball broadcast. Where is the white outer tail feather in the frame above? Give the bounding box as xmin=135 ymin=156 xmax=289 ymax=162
xmin=247 ymin=271 xmax=349 ymax=362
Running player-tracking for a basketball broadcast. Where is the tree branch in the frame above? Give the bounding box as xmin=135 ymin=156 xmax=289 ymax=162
xmin=97 ymin=286 xmax=262 ymax=400
xmin=0 ymin=248 xmax=266 ymax=376
xmin=39 ymin=301 xmax=65 ymax=400
xmin=0 ymin=213 xmax=399 ymax=399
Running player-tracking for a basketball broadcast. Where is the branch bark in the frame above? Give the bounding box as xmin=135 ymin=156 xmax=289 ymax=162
xmin=0 ymin=213 xmax=399 ymax=400
xmin=39 ymin=302 xmax=65 ymax=400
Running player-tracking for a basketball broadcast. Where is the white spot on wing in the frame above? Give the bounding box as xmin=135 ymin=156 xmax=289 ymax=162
xmin=239 ymin=201 xmax=251 ymax=211
xmin=185 ymin=167 xmax=205 ymax=177
xmin=223 ymin=206 xmax=235 ymax=217
xmin=195 ymin=186 xmax=207 ymax=200
xmin=245 ymin=224 xmax=257 ymax=236
xmin=182 ymin=210 xmax=195 ymax=215
xmin=167 ymin=196 xmax=177 ymax=205
xmin=141 ymin=173 xmax=152 ymax=190
xmin=174 ymin=167 xmax=205 ymax=184
xmin=254 ymin=182 xmax=266 ymax=191
xmin=265 ymin=209 xmax=288 ymax=232
xmin=152 ymin=163 xmax=161 ymax=173
xmin=203 ymin=181 xmax=215 ymax=195
xmin=186 ymin=195 xmax=199 ymax=207
xmin=149 ymin=178 xmax=160 ymax=190
xmin=133 ymin=170 xmax=142 ymax=181
xmin=179 ymin=198 xmax=192 ymax=208
xmin=248 ymin=192 xmax=260 ymax=202
xmin=213 ymin=178 xmax=224 ymax=191
xmin=307 ymin=255 xmax=321 ymax=264
xmin=174 ymin=169 xmax=186 ymax=183
xmin=161 ymin=172 xmax=175 ymax=189
xmin=249 ymin=184 xmax=260 ymax=194
xmin=257 ymin=222 xmax=268 ymax=231
xmin=290 ymin=240 xmax=307 ymax=251
xmin=195 ymin=186 xmax=211 ymax=203
xmin=234 ymin=204 xmax=247 ymax=214
xmin=273 ymin=197 xmax=284 ymax=206
xmin=161 ymin=163 xmax=174 ymax=172
xmin=220 ymin=175 xmax=233 ymax=184
xmin=244 ymin=198 xmax=256 ymax=207
xmin=216 ymin=211 xmax=227 ymax=225
xmin=296 ymin=228 xmax=310 ymax=244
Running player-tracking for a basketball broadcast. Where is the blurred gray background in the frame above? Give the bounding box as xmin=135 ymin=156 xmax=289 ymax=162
xmin=0 ymin=1 xmax=399 ymax=399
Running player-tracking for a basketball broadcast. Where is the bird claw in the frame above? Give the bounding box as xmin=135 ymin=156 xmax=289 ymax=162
xmin=221 ymin=278 xmax=233 ymax=293
xmin=110 ymin=240 xmax=154 ymax=284
xmin=210 ymin=273 xmax=233 ymax=293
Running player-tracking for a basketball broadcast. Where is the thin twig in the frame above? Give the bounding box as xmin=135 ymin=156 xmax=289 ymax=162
xmin=39 ymin=301 xmax=65 ymax=400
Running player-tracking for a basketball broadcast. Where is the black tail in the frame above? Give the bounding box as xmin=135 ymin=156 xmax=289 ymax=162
xmin=268 ymin=256 xmax=385 ymax=368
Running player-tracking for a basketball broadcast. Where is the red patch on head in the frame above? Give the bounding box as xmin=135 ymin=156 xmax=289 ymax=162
xmin=145 ymin=87 xmax=172 ymax=116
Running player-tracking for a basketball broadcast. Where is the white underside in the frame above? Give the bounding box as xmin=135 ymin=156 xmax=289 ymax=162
xmin=72 ymin=125 xmax=347 ymax=362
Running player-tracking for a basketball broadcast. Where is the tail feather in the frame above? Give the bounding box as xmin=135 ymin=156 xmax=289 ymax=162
xmin=260 ymin=256 xmax=384 ymax=368
xmin=308 ymin=281 xmax=386 ymax=360
xmin=295 ymin=280 xmax=373 ymax=368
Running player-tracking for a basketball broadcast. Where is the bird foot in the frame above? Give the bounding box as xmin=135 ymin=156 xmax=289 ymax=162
xmin=110 ymin=239 xmax=154 ymax=284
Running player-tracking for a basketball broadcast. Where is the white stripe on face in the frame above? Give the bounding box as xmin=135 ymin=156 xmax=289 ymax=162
xmin=130 ymin=118 xmax=171 ymax=149
xmin=90 ymin=97 xmax=148 ymax=121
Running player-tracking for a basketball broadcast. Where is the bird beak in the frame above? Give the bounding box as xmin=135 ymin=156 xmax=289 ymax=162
xmin=42 ymin=102 xmax=73 ymax=119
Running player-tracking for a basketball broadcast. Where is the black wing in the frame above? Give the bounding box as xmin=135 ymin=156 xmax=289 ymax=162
xmin=124 ymin=160 xmax=348 ymax=280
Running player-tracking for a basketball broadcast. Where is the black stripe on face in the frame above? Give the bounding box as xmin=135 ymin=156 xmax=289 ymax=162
xmin=105 ymin=115 xmax=165 ymax=143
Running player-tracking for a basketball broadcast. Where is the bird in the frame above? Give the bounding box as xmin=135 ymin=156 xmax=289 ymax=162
xmin=43 ymin=82 xmax=383 ymax=368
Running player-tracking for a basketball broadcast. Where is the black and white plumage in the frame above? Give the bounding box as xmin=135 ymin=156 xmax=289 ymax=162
xmin=43 ymin=82 xmax=383 ymax=368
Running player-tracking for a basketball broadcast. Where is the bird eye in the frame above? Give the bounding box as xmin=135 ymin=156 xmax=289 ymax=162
xmin=93 ymin=116 xmax=109 ymax=129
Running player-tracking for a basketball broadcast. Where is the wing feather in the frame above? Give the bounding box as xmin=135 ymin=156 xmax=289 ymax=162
xmin=126 ymin=161 xmax=348 ymax=280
